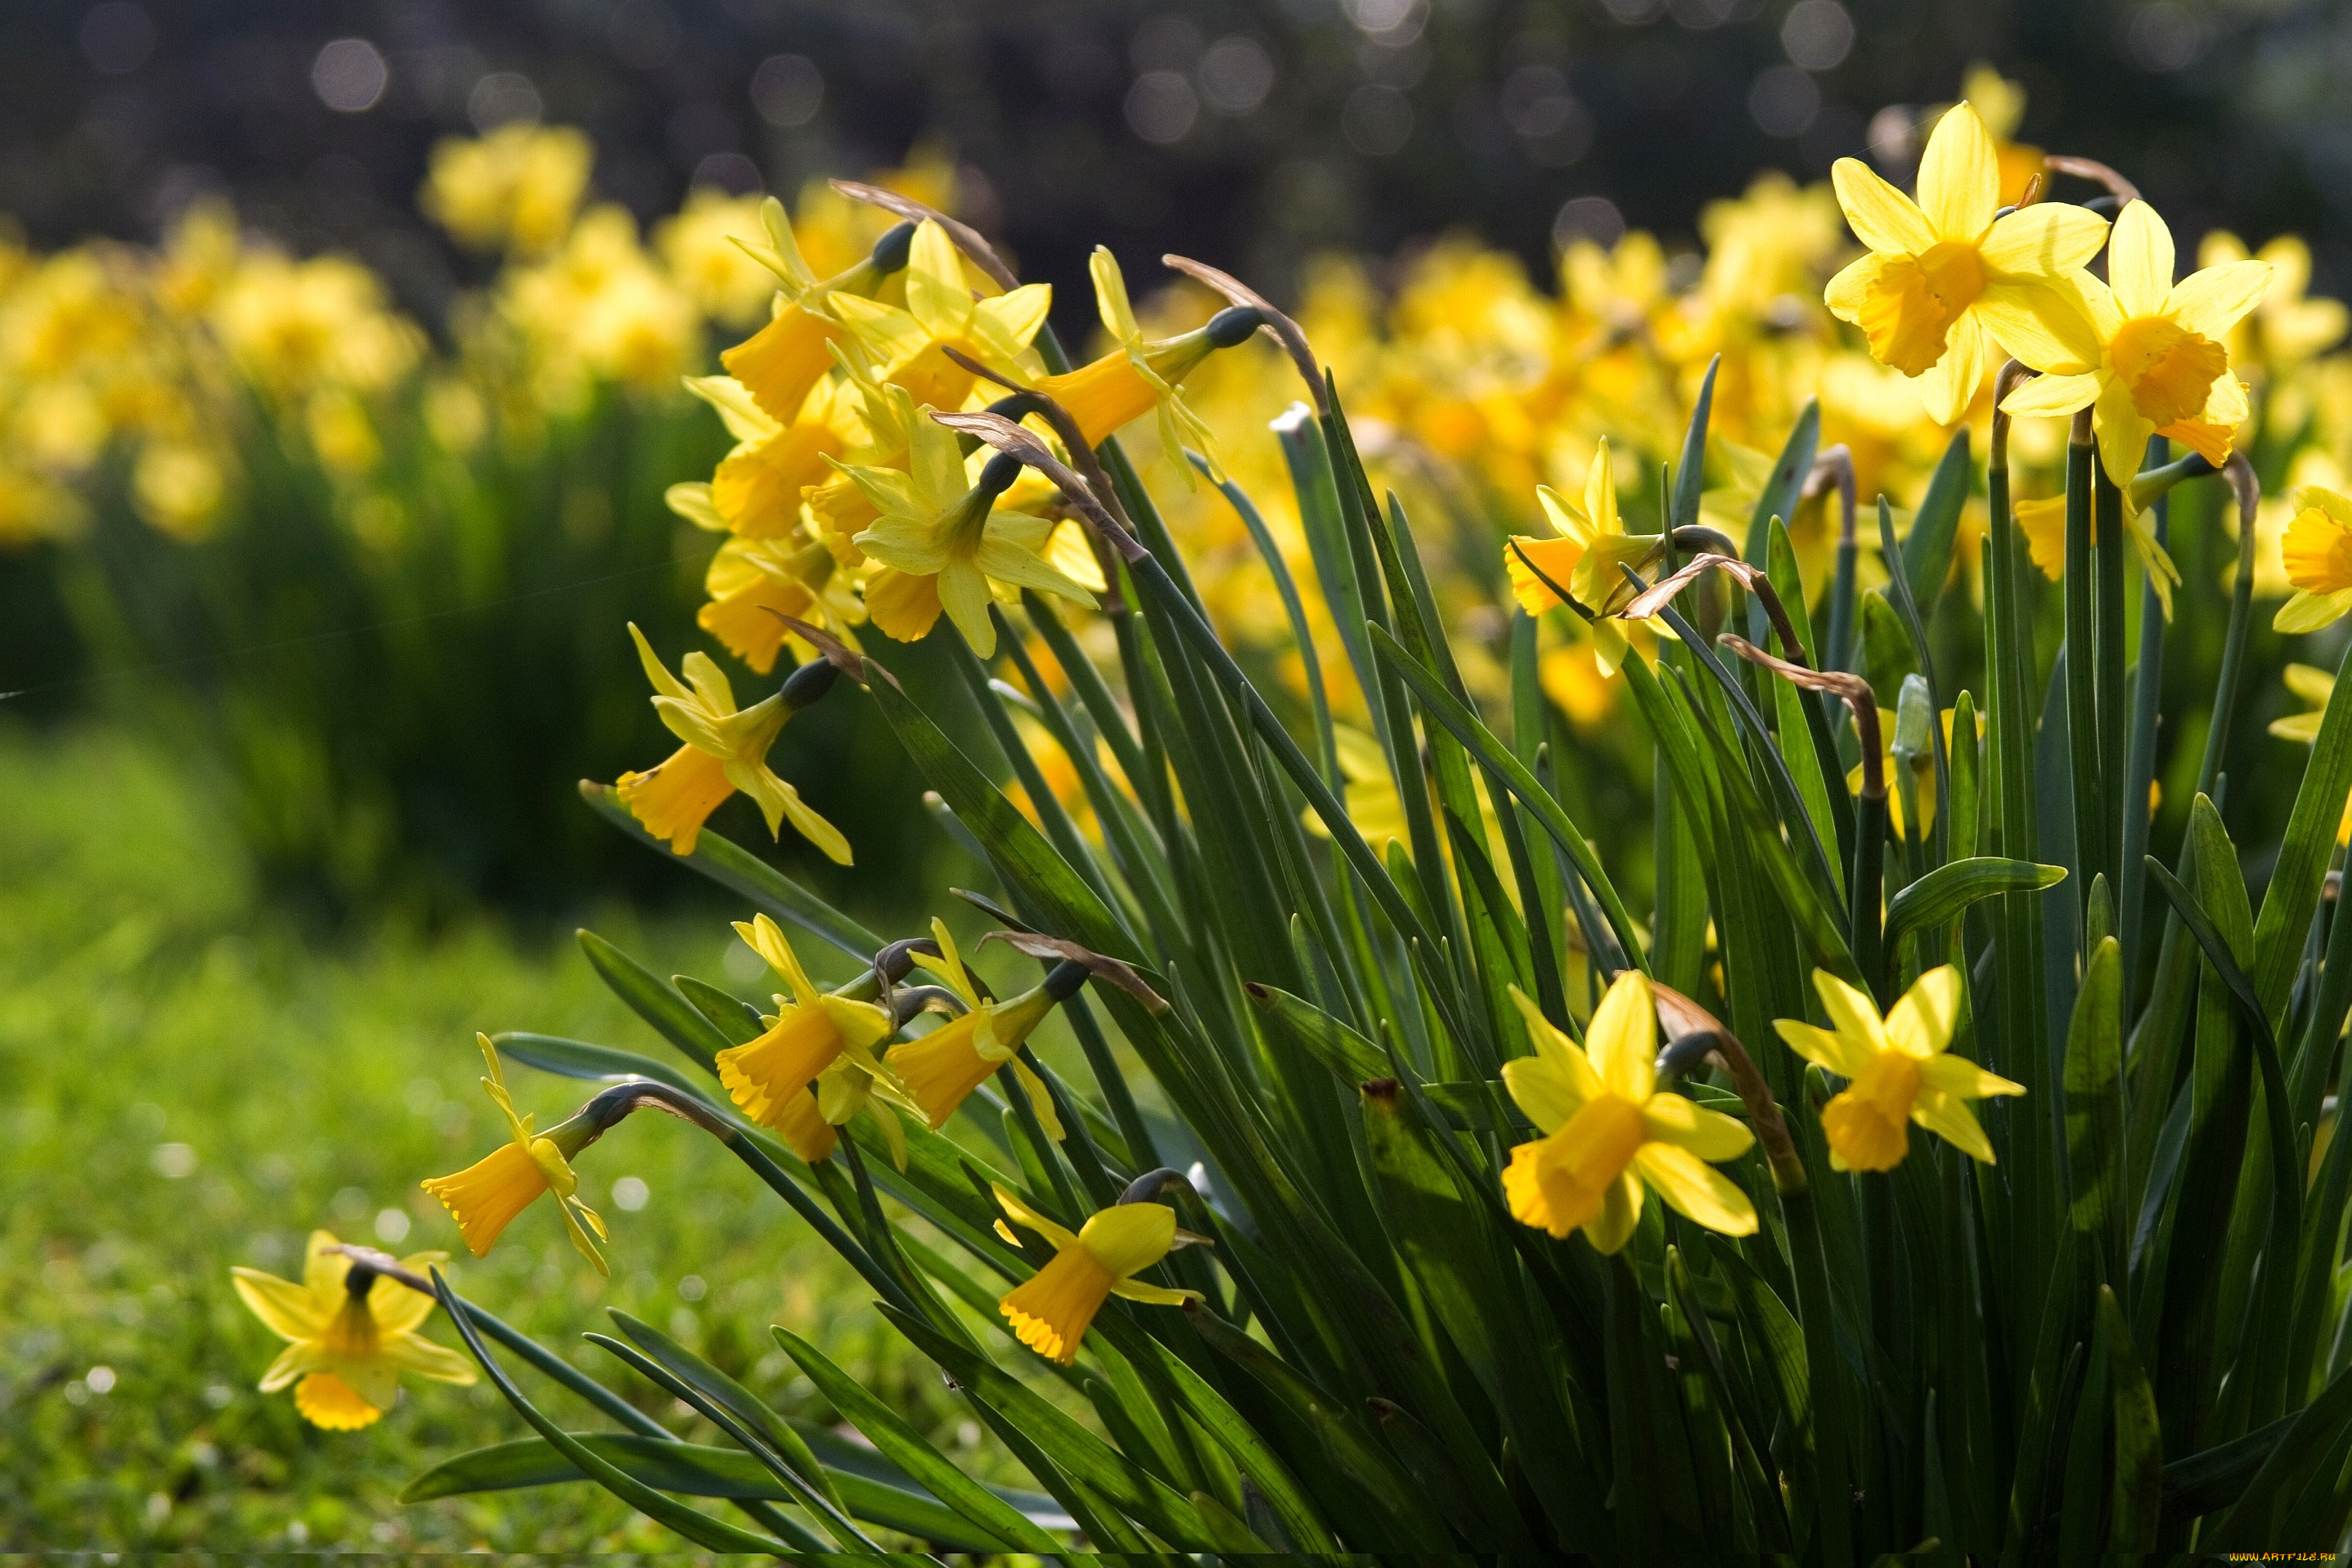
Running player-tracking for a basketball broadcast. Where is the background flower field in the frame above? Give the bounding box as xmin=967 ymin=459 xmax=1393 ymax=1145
xmin=11 ymin=0 xmax=2352 ymax=1553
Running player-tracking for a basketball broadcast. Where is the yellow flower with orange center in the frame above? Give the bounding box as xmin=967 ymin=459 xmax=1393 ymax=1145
xmin=713 ymin=914 xmax=903 ymax=1164
xmin=232 ymin=1230 xmax=476 ymax=1430
xmin=1499 ymin=973 xmax=1759 ymax=1253
xmin=992 ymin=1184 xmax=1203 ymax=1365
xmin=1503 ymin=438 xmax=1662 ymax=676
xmin=2000 ymin=200 xmax=2271 ymax=489
xmin=830 ymin=220 xmax=1052 ymax=411
xmin=2275 ymin=486 xmax=2352 ymax=634
xmin=1824 ymin=102 xmax=2108 ymax=426
xmin=421 ymin=1036 xmax=610 ymax=1273
xmin=612 ymin=623 xmax=848 ymax=861
xmin=1774 ymin=967 xmax=2022 ymax=1172
xmin=884 ymin=919 xmax=1061 ymax=1134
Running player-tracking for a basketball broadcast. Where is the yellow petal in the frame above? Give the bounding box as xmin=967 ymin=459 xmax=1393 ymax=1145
xmin=1916 ymin=308 xmax=1986 ymax=426
xmin=1108 ymin=1278 xmax=1203 ymax=1306
xmin=1584 ymin=969 xmax=1656 ymax=1103
xmin=2276 ymin=590 xmax=2352 ymax=636
xmin=1976 ymin=279 xmax=2106 ymax=375
xmin=2284 ymin=663 xmax=2338 ymax=708
xmin=1775 ymin=1018 xmax=1876 ymax=1079
xmin=2106 ymin=201 xmax=2175 ymax=321
xmin=1640 ymin=1093 xmax=1756 ymax=1161
xmin=1508 ymin=985 xmax=1603 ymax=1099
xmin=1634 ymin=1143 xmax=1759 ymax=1237
xmin=232 ymin=1268 xmax=326 ymax=1342
xmin=2093 ymin=373 xmax=2156 ymax=492
xmin=1581 ymin=1170 xmax=1644 ymax=1255
xmin=1089 ymin=245 xmax=1141 ymax=344
xmin=382 ymin=1330 xmax=480 ymax=1385
xmin=1831 ymin=158 xmax=1936 ymax=257
xmin=1999 ymin=371 xmax=2101 ymax=419
xmin=1977 ymin=201 xmax=2109 ymax=280
xmin=1915 ymin=101 xmax=1999 ymax=242
xmin=1884 ymin=964 xmax=1964 ymax=1058
xmin=993 ymin=1182 xmax=1082 ymax=1252
xmin=295 ymin=1371 xmax=383 ymax=1430
xmin=1502 ymin=1054 xmax=1581 ymax=1137
xmin=2166 ymin=259 xmax=2274 ymax=344
xmin=1583 ymin=437 xmax=1619 ymax=538
xmin=1810 ymin=968 xmax=1890 ymax=1057
xmin=1076 ymin=1201 xmax=1178 ymax=1279
xmin=1918 ymin=1052 xmax=2027 ymax=1101
xmin=1912 ymin=1086 xmax=1999 ymax=1162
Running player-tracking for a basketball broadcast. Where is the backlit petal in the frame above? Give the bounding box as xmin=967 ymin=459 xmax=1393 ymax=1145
xmin=1917 ymin=308 xmax=1985 ymax=426
xmin=1581 ymin=1170 xmax=1644 ymax=1255
xmin=1584 ymin=969 xmax=1656 ymax=1102
xmin=2093 ymin=373 xmax=2155 ymax=492
xmin=1999 ymin=371 xmax=2101 ymax=419
xmin=1811 ymin=969 xmax=1890 ymax=1058
xmin=1912 ymin=1087 xmax=1998 ymax=1162
xmin=1918 ymin=1053 xmax=2027 ymax=1100
xmin=1775 ymin=1018 xmax=1876 ymax=1079
xmin=1976 ymin=280 xmax=2106 ymax=375
xmin=1977 ymin=201 xmax=2109 ymax=279
xmin=1884 ymin=964 xmax=1963 ymax=1058
xmin=993 ymin=1183 xmax=1082 ymax=1252
xmin=2106 ymin=201 xmax=2175 ymax=321
xmin=232 ymin=1268 xmax=325 ymax=1342
xmin=1635 ymin=1143 xmax=1760 ymax=1237
xmin=1076 ymin=1202 xmax=1179 ymax=1279
xmin=1641 ymin=1093 xmax=1756 ymax=1161
xmin=1503 ymin=1054 xmax=1581 ymax=1136
xmin=2167 ymin=260 xmax=2274 ymax=342
xmin=1831 ymin=159 xmax=1937 ymax=257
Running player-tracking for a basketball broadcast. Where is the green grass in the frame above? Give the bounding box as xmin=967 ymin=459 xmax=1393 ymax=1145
xmin=0 ymin=724 xmax=988 ymax=1552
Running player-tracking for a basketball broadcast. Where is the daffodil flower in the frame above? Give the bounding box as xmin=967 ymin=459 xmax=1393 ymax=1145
xmin=232 ymin=1230 xmax=476 ymax=1430
xmin=2199 ymin=230 xmax=2349 ymax=377
xmin=714 ymin=914 xmax=907 ymax=1165
xmin=2011 ymin=487 xmax=2182 ymax=616
xmin=720 ymin=201 xmax=910 ymax=424
xmin=613 ymin=623 xmax=848 ymax=862
xmin=1500 ymin=973 xmax=1760 ymax=1253
xmin=843 ymin=393 xmax=1095 ymax=657
xmin=683 ymin=373 xmax=845 ymax=540
xmin=992 ymin=1184 xmax=1203 ymax=1364
xmin=1774 ymin=968 xmax=2022 ymax=1172
xmin=2268 ymin=663 xmax=2352 ymax=844
xmin=885 ymin=919 xmax=1064 ymax=1134
xmin=422 ymin=1035 xmax=612 ymax=1274
xmin=1999 ymin=200 xmax=2271 ymax=489
xmin=2275 ymin=486 xmax=2352 ymax=634
xmin=1824 ymin=102 xmax=2109 ymax=426
xmin=1503 ymin=438 xmax=1662 ymax=676
xmin=690 ymin=527 xmax=864 ymax=676
xmin=830 ymin=219 xmax=1052 ymax=411
xmin=1033 ymin=246 xmax=1246 ymax=484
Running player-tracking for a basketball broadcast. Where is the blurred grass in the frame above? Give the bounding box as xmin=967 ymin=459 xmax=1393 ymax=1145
xmin=0 ymin=721 xmax=995 ymax=1552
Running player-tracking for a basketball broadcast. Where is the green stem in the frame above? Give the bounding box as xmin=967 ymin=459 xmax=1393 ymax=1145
xmin=2064 ymin=416 xmax=2101 ymax=916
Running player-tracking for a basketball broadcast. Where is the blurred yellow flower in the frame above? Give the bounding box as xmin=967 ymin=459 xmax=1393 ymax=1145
xmin=232 ymin=1229 xmax=474 ymax=1431
xmin=655 ymin=188 xmax=776 ymax=327
xmin=2277 ymin=485 xmax=2352 ymax=633
xmin=421 ymin=123 xmax=592 ymax=256
xmin=1775 ymin=967 xmax=2021 ymax=1171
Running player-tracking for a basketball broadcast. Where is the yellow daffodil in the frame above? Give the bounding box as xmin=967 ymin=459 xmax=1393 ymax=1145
xmin=682 ymin=372 xmax=846 ymax=540
xmin=1504 ymin=439 xmax=1662 ymax=675
xmin=232 ymin=1230 xmax=476 ymax=1430
xmin=669 ymin=493 xmax=864 ymax=674
xmin=1999 ymin=200 xmax=2271 ymax=488
xmin=654 ymin=188 xmax=774 ymax=327
xmin=1032 ymin=247 xmax=1236 ymax=482
xmin=422 ymin=1035 xmax=611 ymax=1273
xmin=885 ymin=919 xmax=1063 ymax=1134
xmin=2010 ymin=483 xmax=2183 ymax=615
xmin=992 ymin=1184 xmax=1203 ymax=1364
xmin=844 ymin=395 xmax=1095 ymax=656
xmin=830 ymin=219 xmax=1051 ymax=411
xmin=717 ymin=200 xmax=906 ymax=424
xmin=1960 ymin=64 xmax=2046 ymax=210
xmin=1824 ymin=102 xmax=2107 ymax=426
xmin=2275 ymin=486 xmax=2352 ymax=633
xmin=613 ymin=623 xmax=848 ymax=862
xmin=714 ymin=914 xmax=904 ymax=1164
xmin=2269 ymin=663 xmax=2352 ymax=844
xmin=1775 ymin=968 xmax=2021 ymax=1172
xmin=1500 ymin=973 xmax=1759 ymax=1252
xmin=420 ymin=123 xmax=591 ymax=256
xmin=2200 ymin=231 xmax=2349 ymax=376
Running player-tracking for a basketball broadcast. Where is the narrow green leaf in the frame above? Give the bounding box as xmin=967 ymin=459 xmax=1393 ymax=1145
xmin=2101 ymin=1285 xmax=2162 ymax=1556
xmin=2065 ymin=938 xmax=2127 ymax=1283
xmin=576 ymin=928 xmax=729 ymax=1072
xmin=771 ymin=1325 xmax=1064 ymax=1552
xmin=2251 ymin=637 xmax=2352 ymax=1030
xmin=1745 ymin=399 xmax=1820 ymax=566
xmin=1903 ymin=427 xmax=1972 ymax=609
xmin=1882 ymin=857 xmax=2066 ymax=957
xmin=608 ymin=1310 xmax=843 ymax=1512
xmin=491 ymin=1032 xmax=713 ymax=1101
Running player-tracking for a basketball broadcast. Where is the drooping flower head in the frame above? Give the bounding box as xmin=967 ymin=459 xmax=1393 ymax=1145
xmin=713 ymin=914 xmax=903 ymax=1164
xmin=2275 ymin=486 xmax=2352 ymax=635
xmin=1824 ymin=102 xmax=2109 ymax=425
xmin=720 ymin=207 xmax=913 ymax=425
xmin=1504 ymin=438 xmax=1662 ymax=676
xmin=844 ymin=396 xmax=1095 ymax=656
xmin=1500 ymin=973 xmax=1760 ymax=1252
xmin=885 ymin=919 xmax=1064 ymax=1133
xmin=830 ymin=219 xmax=1053 ymax=411
xmin=613 ymin=623 xmax=848 ymax=862
xmin=993 ymin=1184 xmax=1203 ymax=1364
xmin=1032 ymin=247 xmax=1255 ymax=483
xmin=1999 ymin=200 xmax=2271 ymax=489
xmin=421 ymin=1035 xmax=612 ymax=1273
xmin=1774 ymin=967 xmax=2023 ymax=1172
xmin=232 ymin=1230 xmax=476 ymax=1430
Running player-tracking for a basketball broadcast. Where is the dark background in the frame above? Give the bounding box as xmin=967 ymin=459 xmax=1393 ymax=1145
xmin=2 ymin=0 xmax=2339 ymax=337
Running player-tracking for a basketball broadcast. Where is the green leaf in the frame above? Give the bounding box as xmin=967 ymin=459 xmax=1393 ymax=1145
xmin=2161 ymin=1414 xmax=2296 ymax=1525
xmin=2205 ymin=1358 xmax=2352 ymax=1548
xmin=2100 ymin=1284 xmax=2162 ymax=1557
xmin=673 ymin=976 xmax=765 ymax=1046
xmin=1671 ymin=355 xmax=1719 ymax=534
xmin=490 ymin=1032 xmax=714 ymax=1102
xmin=770 ymin=1325 xmax=1064 ymax=1552
xmin=2251 ymin=637 xmax=2352 ymax=1031
xmin=875 ymin=1302 xmax=1218 ymax=1551
xmin=579 ymin=780 xmax=883 ymax=958
xmin=1882 ymin=858 xmax=2066 ymax=956
xmin=399 ymin=1434 xmax=1013 ymax=1550
xmin=576 ymin=928 xmax=730 ymax=1072
xmin=608 ymin=1310 xmax=843 ymax=1512
xmin=1745 ymin=399 xmax=1820 ymax=566
xmin=2065 ymin=938 xmax=2127 ymax=1283
xmin=1903 ymin=427 xmax=1972 ymax=609
xmin=431 ymin=1275 xmax=798 ymax=1553
xmin=1244 ymin=982 xmax=1387 ymax=1086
